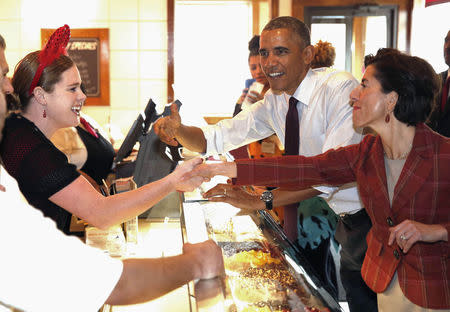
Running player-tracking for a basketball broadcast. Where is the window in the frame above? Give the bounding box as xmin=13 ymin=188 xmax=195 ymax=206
xmin=174 ymin=1 xmax=252 ymax=124
xmin=305 ymin=5 xmax=398 ymax=81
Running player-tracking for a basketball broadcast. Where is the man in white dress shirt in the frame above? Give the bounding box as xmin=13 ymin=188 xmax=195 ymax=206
xmin=155 ymin=17 xmax=377 ymax=311
xmin=0 ymin=34 xmax=223 ymax=312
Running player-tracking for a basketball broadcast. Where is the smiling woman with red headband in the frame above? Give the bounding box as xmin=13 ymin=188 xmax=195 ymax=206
xmin=193 ymin=49 xmax=450 ymax=311
xmin=0 ymin=25 xmax=207 ymax=234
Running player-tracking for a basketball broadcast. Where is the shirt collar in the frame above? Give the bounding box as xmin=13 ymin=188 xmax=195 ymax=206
xmin=288 ymin=68 xmax=315 ymax=106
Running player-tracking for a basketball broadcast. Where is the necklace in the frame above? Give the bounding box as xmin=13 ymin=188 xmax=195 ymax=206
xmin=384 ymin=143 xmax=412 ymax=160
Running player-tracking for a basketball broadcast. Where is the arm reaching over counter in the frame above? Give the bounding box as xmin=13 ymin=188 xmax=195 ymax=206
xmin=202 ymin=182 xmax=320 ymax=211
xmin=106 ymin=240 xmax=224 ymax=305
xmin=154 ymin=103 xmax=207 ymax=152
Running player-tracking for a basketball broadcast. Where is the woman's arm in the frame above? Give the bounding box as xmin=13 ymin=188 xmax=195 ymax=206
xmin=49 ymin=158 xmax=205 ymax=229
xmin=202 ymin=183 xmax=320 ymax=211
xmin=193 ymin=143 xmax=360 ymax=190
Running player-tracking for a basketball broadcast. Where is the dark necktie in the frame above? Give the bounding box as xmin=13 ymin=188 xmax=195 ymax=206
xmin=285 ymin=97 xmax=300 ymax=155
xmin=441 ymin=77 xmax=450 ymax=112
xmin=283 ymin=97 xmax=300 ymax=241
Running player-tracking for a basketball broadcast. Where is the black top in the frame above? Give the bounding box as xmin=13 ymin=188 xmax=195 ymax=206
xmin=76 ymin=125 xmax=115 ymax=185
xmin=0 ymin=114 xmax=80 ymax=233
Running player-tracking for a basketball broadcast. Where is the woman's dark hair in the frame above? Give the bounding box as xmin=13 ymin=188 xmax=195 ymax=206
xmin=10 ymin=51 xmax=74 ymax=111
xmin=364 ymin=48 xmax=440 ymax=126
xmin=248 ymin=35 xmax=260 ymax=59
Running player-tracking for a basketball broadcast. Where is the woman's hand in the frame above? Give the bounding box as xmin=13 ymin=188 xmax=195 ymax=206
xmin=190 ymin=162 xmax=237 ymax=180
xmin=202 ymin=183 xmax=265 ymax=211
xmin=237 ymin=88 xmax=249 ymax=105
xmin=388 ymin=220 xmax=448 ymax=253
xmin=246 ymin=90 xmax=264 ymax=104
xmin=171 ymin=157 xmax=208 ymax=192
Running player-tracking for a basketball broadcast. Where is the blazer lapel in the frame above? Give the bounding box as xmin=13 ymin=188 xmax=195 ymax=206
xmin=392 ymin=124 xmax=433 ymax=210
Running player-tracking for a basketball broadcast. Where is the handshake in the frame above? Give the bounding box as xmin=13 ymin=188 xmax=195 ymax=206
xmin=169 ymin=157 xmax=238 ymax=193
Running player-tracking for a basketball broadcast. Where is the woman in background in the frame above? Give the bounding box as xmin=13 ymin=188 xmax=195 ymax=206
xmin=195 ymin=48 xmax=449 ymax=310
xmin=233 ymin=35 xmax=270 ymax=115
xmin=311 ymin=40 xmax=336 ymax=69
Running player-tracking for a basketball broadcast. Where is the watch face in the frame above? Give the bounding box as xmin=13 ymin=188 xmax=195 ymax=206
xmin=261 ymin=191 xmax=273 ymax=202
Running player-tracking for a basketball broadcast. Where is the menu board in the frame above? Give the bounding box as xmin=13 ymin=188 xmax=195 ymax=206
xmin=67 ymin=38 xmax=100 ymax=97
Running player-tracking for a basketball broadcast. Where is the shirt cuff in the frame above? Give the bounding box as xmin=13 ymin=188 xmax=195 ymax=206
xmin=313 ymin=185 xmax=338 ymax=199
xmin=201 ymin=125 xmax=220 ymax=156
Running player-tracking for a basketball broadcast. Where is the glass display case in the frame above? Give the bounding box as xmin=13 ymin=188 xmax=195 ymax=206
xmin=181 ymin=200 xmax=343 ymax=312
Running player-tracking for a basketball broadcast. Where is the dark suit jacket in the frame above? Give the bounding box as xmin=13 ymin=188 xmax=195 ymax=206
xmin=428 ymin=70 xmax=450 ymax=137
xmin=233 ymin=123 xmax=450 ymax=309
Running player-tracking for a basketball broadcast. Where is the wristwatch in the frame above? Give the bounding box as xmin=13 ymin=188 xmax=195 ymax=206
xmin=260 ymin=190 xmax=274 ymax=210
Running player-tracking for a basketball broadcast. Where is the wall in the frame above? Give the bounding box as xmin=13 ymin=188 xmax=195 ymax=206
xmin=410 ymin=0 xmax=450 ymax=73
xmin=279 ymin=0 xmax=292 ymax=16
xmin=0 ymin=0 xmax=168 ymax=147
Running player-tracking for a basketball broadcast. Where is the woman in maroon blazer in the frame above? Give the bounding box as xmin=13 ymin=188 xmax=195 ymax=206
xmin=195 ymin=49 xmax=449 ymax=310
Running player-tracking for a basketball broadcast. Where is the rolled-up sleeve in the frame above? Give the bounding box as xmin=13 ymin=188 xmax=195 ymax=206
xmin=202 ymin=101 xmax=276 ymax=155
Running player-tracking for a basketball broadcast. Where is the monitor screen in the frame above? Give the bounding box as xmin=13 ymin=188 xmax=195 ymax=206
xmin=133 ymin=99 xmax=183 ymax=218
xmin=114 ymin=98 xmax=156 ymax=165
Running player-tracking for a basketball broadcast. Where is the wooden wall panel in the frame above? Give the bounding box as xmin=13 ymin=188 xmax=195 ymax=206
xmin=253 ymin=0 xmax=261 ymax=35
xmin=269 ymin=0 xmax=280 ymax=18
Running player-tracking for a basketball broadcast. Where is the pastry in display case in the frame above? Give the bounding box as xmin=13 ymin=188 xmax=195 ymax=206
xmin=182 ymin=201 xmax=341 ymax=312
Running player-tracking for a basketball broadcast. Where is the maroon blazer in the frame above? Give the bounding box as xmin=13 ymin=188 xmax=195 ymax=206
xmin=233 ymin=123 xmax=450 ymax=309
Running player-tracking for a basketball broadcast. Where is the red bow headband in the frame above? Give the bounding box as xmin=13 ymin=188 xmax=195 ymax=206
xmin=28 ymin=24 xmax=71 ymax=96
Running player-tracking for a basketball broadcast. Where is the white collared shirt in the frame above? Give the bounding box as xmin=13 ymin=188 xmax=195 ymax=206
xmin=0 ymin=166 xmax=123 ymax=312
xmin=202 ymin=68 xmax=364 ymax=214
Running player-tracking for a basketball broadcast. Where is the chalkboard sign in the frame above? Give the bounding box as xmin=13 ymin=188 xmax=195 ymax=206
xmin=67 ymin=38 xmax=100 ymax=97
xmin=41 ymin=28 xmax=110 ymax=106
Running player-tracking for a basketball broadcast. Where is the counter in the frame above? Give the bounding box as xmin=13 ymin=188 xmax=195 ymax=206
xmin=97 ymin=176 xmax=342 ymax=311
xmin=100 ymin=218 xmax=192 ymax=312
xmin=182 ymin=201 xmax=342 ymax=312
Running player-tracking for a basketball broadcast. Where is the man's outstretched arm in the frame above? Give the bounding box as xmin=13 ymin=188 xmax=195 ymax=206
xmin=154 ymin=103 xmax=207 ymax=153
xmin=106 ymin=240 xmax=223 ymax=305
